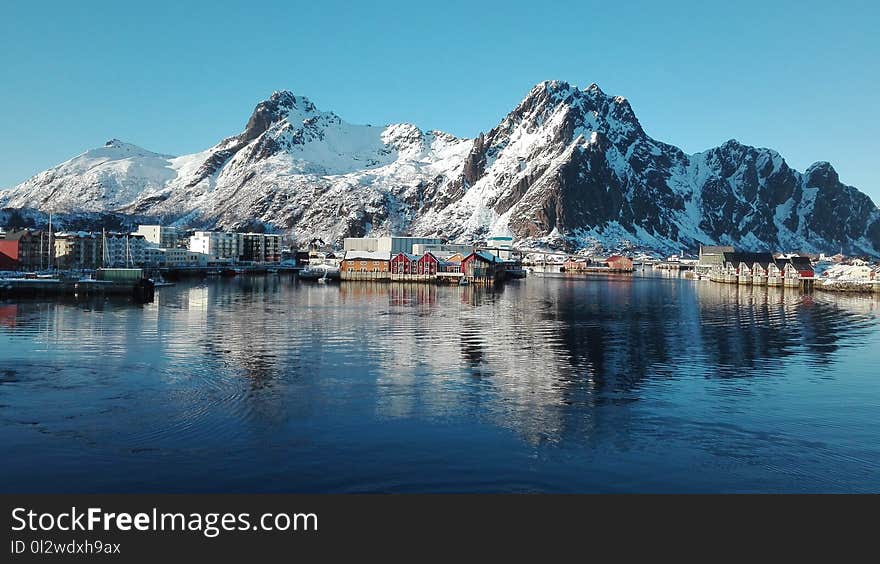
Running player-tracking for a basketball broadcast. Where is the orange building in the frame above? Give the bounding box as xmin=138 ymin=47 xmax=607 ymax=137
xmin=340 ymin=250 xmax=391 ymax=280
xmin=605 ymin=255 xmax=634 ymax=271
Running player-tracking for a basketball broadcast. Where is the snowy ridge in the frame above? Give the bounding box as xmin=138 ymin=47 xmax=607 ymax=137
xmin=2 ymin=139 xmax=177 ymax=212
xmin=2 ymin=81 xmax=878 ymax=256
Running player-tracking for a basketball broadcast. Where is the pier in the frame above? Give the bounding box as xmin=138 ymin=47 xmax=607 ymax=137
xmin=159 ymin=265 xmax=302 ymax=279
xmin=0 ymin=277 xmax=155 ymax=302
xmin=0 ymin=268 xmax=156 ymax=302
xmin=653 ymin=261 xmax=695 ymax=271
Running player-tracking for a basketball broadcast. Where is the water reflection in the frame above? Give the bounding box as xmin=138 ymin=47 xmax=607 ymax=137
xmin=0 ymin=274 xmax=878 ymax=492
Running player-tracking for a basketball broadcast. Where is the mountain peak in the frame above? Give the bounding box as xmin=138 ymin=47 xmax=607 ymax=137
xmin=805 ymin=161 xmax=839 ymax=186
xmin=266 ymin=90 xmax=316 ymax=110
xmin=239 ymin=90 xmax=322 ymax=144
xmin=535 ymin=79 xmax=572 ymax=93
xmin=520 ymin=80 xmax=578 ymax=107
xmin=522 ymin=80 xmax=619 ymax=109
xmin=93 ymin=139 xmax=162 ymax=156
xmin=585 ymin=82 xmax=605 ymax=95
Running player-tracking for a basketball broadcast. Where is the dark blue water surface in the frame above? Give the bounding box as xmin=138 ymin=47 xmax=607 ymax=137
xmin=1 ymin=273 xmax=878 ymax=493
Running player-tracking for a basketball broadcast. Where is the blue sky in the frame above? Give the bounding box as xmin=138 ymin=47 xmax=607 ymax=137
xmin=1 ymin=0 xmax=878 ymax=201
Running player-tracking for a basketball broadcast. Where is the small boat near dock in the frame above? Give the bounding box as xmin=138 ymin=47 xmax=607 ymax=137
xmin=299 ymin=264 xmax=340 ymax=281
xmin=151 ymin=276 xmax=176 ymax=288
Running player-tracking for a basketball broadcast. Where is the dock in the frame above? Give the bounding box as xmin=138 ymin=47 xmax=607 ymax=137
xmin=160 ymin=265 xmax=302 ymax=279
xmin=0 ymin=268 xmax=156 ymax=302
xmin=0 ymin=277 xmax=155 ymax=302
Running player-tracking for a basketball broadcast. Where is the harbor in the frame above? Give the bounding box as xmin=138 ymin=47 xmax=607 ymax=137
xmin=3 ymin=226 xmax=880 ymax=302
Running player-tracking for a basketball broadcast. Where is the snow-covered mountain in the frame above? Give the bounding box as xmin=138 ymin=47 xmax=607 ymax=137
xmin=2 ymin=82 xmax=878 ymax=255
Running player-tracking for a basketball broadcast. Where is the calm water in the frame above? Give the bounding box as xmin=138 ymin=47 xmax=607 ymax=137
xmin=1 ymin=273 xmax=879 ymax=493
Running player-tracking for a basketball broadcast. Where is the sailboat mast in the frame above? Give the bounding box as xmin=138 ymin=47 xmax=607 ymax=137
xmin=48 ymin=213 xmax=53 ymax=271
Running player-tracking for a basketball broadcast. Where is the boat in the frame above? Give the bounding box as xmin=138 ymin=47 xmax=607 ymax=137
xmin=152 ymin=276 xmax=176 ymax=288
xmin=206 ymin=269 xmax=222 ymax=276
xmin=299 ymin=263 xmax=340 ymax=281
xmin=76 ymin=278 xmax=116 ymax=288
xmin=459 ymin=278 xmax=469 ymax=286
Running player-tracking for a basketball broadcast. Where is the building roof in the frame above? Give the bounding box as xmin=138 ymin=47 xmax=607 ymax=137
xmin=4 ymin=228 xmax=46 ymax=240
xmin=390 ymin=252 xmax=420 ymax=261
xmin=721 ymin=253 xmax=813 ymax=272
xmin=723 ymin=252 xmax=774 ymax=266
xmin=778 ymin=256 xmax=813 ymax=270
xmin=343 ymin=250 xmax=391 ymax=261
xmin=429 ymin=251 xmax=461 ymax=260
xmin=700 ymin=245 xmax=735 ymax=254
xmin=55 ymin=231 xmax=98 ymax=238
xmin=470 ymin=251 xmax=503 ymax=263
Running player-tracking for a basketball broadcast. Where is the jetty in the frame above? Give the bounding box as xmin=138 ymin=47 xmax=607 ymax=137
xmin=0 ymin=268 xmax=155 ymax=302
xmin=159 ymin=265 xmax=301 ymax=279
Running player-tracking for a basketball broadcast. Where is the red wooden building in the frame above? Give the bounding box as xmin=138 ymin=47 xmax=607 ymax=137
xmin=461 ymin=251 xmax=503 ymax=284
xmin=416 ymin=252 xmax=439 ymax=276
xmin=0 ymin=240 xmax=19 ymax=270
xmin=390 ymin=253 xmax=420 ymax=275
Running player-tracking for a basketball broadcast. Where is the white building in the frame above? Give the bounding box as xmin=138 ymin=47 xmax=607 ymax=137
xmin=143 ymin=247 xmax=208 ymax=267
xmin=103 ymin=233 xmax=147 ymax=267
xmin=135 ymin=225 xmax=183 ymax=249
xmin=411 ymin=243 xmax=474 ymax=256
xmin=190 ymin=231 xmax=244 ymax=260
xmin=343 ymin=237 xmax=379 ymax=252
xmin=344 ymin=236 xmax=443 ymax=255
xmin=483 ymin=236 xmax=517 ymax=260
xmin=189 ymin=231 xmax=282 ymax=263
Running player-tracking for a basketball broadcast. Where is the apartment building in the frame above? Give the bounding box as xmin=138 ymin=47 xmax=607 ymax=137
xmin=135 ymin=225 xmax=183 ymax=249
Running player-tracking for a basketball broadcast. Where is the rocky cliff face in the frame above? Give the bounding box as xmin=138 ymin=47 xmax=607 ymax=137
xmin=412 ymin=81 xmax=880 ymax=255
xmin=2 ymin=81 xmax=878 ymax=255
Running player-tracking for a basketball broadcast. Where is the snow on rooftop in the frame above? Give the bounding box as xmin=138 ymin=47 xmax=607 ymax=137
xmin=343 ymin=250 xmax=391 ymax=261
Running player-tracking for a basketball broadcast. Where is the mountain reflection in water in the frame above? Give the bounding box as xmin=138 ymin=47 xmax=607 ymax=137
xmin=1 ymin=273 xmax=878 ymax=492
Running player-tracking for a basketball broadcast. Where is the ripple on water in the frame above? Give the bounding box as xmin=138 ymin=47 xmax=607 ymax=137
xmin=0 ymin=277 xmax=878 ymax=492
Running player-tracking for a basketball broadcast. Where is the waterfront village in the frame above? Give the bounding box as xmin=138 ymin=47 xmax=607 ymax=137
xmin=1 ymin=224 xmax=879 ymax=300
